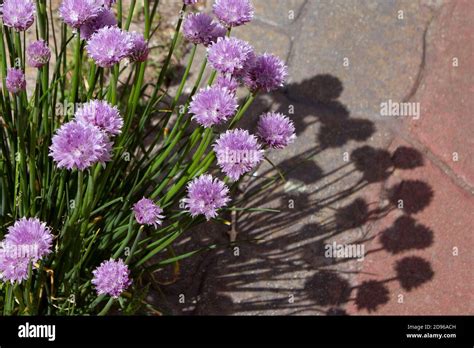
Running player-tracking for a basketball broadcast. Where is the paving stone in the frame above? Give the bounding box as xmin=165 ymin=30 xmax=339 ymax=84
xmin=346 ymin=138 xmax=474 ymax=315
xmin=252 ymin=0 xmax=307 ymax=26
xmin=344 ymin=0 xmax=474 ymax=315
xmin=287 ymin=0 xmax=433 ymax=123
xmin=405 ymin=0 xmax=474 ymax=187
xmin=234 ymin=24 xmax=292 ymax=61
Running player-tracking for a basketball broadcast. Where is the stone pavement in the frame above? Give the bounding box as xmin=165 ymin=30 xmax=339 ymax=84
xmin=152 ymin=0 xmax=474 ymax=315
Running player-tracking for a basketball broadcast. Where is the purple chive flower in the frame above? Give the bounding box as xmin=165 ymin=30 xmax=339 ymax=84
xmin=49 ymin=121 xmax=112 ymax=170
xmin=5 ymin=68 xmax=26 ymax=94
xmin=213 ymin=0 xmax=254 ymax=27
xmin=80 ymin=8 xmax=117 ymax=40
xmin=183 ymin=0 xmax=199 ymax=5
xmin=257 ymin=112 xmax=296 ymax=149
xmin=92 ymin=259 xmax=131 ymax=298
xmin=75 ymin=100 xmax=123 ymax=135
xmin=0 ymin=217 xmax=53 ymax=284
xmin=133 ymin=198 xmax=165 ymax=228
xmin=207 ymin=37 xmax=254 ymax=75
xmin=1 ymin=0 xmax=36 ymax=31
xmin=0 ymin=251 xmax=30 ymax=284
xmin=26 ymin=40 xmax=51 ymax=68
xmin=183 ymin=13 xmax=226 ymax=47
xmin=127 ymin=32 xmax=149 ymax=62
xmin=184 ymin=174 xmax=230 ymax=220
xmin=243 ymin=53 xmax=287 ymax=92
xmin=216 ymin=74 xmax=239 ymax=95
xmin=86 ymin=26 xmax=133 ymax=67
xmin=189 ymin=86 xmax=238 ymax=128
xmin=4 ymin=218 xmax=53 ymax=261
xmin=214 ymin=129 xmax=264 ymax=181
xmin=59 ymin=0 xmax=103 ymax=28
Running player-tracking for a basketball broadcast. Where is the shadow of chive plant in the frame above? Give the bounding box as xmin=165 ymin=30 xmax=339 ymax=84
xmin=0 ymin=0 xmax=292 ymax=315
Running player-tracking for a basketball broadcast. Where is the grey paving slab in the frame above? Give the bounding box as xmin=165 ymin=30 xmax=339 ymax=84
xmin=252 ymin=0 xmax=307 ymax=26
xmin=288 ymin=0 xmax=433 ymax=122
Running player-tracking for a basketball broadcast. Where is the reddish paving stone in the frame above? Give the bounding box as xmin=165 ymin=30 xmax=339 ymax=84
xmin=346 ymin=138 xmax=474 ymax=315
xmin=406 ymin=0 xmax=474 ymax=187
xmin=347 ymin=0 xmax=474 ymax=316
